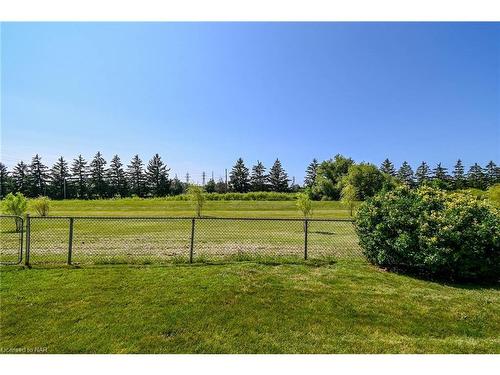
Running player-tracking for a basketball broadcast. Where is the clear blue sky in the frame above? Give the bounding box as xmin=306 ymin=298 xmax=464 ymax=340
xmin=1 ymin=22 xmax=499 ymax=184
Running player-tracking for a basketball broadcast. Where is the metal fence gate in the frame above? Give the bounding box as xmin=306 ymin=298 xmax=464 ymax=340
xmin=0 ymin=215 xmax=24 ymax=265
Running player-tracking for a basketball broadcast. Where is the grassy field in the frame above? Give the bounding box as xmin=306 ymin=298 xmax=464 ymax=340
xmin=26 ymin=198 xmax=354 ymax=218
xmin=1 ymin=260 xmax=499 ymax=353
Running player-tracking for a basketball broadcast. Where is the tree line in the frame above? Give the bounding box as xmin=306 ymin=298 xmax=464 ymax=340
xmin=0 ymin=153 xmax=298 ymax=199
xmin=0 ymin=153 xmax=498 ymax=200
xmin=303 ymin=155 xmax=499 ymax=202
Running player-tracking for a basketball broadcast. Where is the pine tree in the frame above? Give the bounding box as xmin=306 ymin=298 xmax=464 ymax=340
xmin=108 ymin=155 xmax=128 ymax=197
xmin=250 ymin=161 xmax=267 ymax=191
xmin=12 ymin=161 xmax=30 ymax=195
xmin=0 ymin=162 xmax=9 ymax=198
xmin=467 ymin=163 xmax=486 ymax=190
xmin=205 ymin=178 xmax=216 ymax=193
xmin=71 ymin=155 xmax=88 ymax=199
xmin=397 ymin=161 xmax=414 ymax=187
xmin=452 ymin=159 xmax=466 ymax=189
xmin=146 ymin=154 xmax=170 ymax=197
xmin=268 ymin=159 xmax=290 ymax=192
xmin=215 ymin=178 xmax=227 ymax=194
xmin=415 ymin=162 xmax=431 ymax=186
xmin=127 ymin=155 xmax=146 ymax=197
xmin=50 ymin=156 xmax=70 ymax=199
xmin=433 ymin=163 xmax=449 ymax=181
xmin=169 ymin=175 xmax=184 ymax=196
xmin=29 ymin=154 xmax=49 ymax=197
xmin=229 ymin=158 xmax=250 ymax=193
xmin=304 ymin=158 xmax=319 ymax=187
xmin=485 ymin=161 xmax=500 ymax=186
xmin=89 ymin=152 xmax=107 ymax=198
xmin=379 ymin=158 xmax=396 ymax=176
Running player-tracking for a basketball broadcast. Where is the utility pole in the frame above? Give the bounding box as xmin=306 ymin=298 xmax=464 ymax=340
xmin=225 ymin=168 xmax=228 ymax=191
xmin=292 ymin=176 xmax=295 ymax=186
xmin=202 ymin=172 xmax=206 ymax=186
xmin=186 ymin=172 xmax=190 ymax=184
xmin=211 ymin=171 xmax=214 ymax=181
xmin=63 ymin=177 xmax=67 ymax=199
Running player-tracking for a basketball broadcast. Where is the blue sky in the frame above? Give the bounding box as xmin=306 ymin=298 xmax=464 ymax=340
xmin=1 ymin=22 xmax=499 ymax=184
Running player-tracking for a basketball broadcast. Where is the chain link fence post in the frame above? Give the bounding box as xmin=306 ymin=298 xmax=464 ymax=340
xmin=304 ymin=218 xmax=308 ymax=260
xmin=190 ymin=218 xmax=196 ymax=263
xmin=68 ymin=217 xmax=74 ymax=265
xmin=25 ymin=214 xmax=31 ymax=266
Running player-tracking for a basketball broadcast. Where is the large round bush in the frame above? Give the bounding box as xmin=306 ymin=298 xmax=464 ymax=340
xmin=355 ymin=186 xmax=500 ymax=281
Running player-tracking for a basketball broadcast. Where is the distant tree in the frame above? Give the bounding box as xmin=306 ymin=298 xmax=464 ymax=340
xmin=341 ymin=163 xmax=386 ymax=200
xmin=49 ymin=157 xmax=70 ymax=199
xmin=396 ymin=161 xmax=414 ymax=187
xmin=187 ymin=185 xmax=205 ymax=217
xmin=250 ymin=161 xmax=267 ymax=191
xmin=71 ymin=155 xmax=88 ymax=199
xmin=89 ymin=152 xmax=107 ymax=198
xmin=296 ymin=192 xmax=313 ymax=219
xmin=467 ymin=163 xmax=486 ymax=190
xmin=145 ymin=154 xmax=170 ymax=197
xmin=379 ymin=159 xmax=396 ymax=176
xmin=312 ymin=154 xmax=354 ymax=200
xmin=229 ymin=158 xmax=250 ymax=193
xmin=485 ymin=161 xmax=500 ymax=186
xmin=11 ymin=161 xmax=30 ymax=196
xmin=127 ymin=155 xmax=146 ymax=197
xmin=29 ymin=154 xmax=49 ymax=197
xmin=169 ymin=175 xmax=184 ymax=196
xmin=304 ymin=158 xmax=319 ymax=187
xmin=0 ymin=162 xmax=9 ymax=199
xmin=432 ymin=163 xmax=449 ymax=181
xmin=215 ymin=178 xmax=227 ymax=194
xmin=268 ymin=159 xmax=290 ymax=192
xmin=340 ymin=183 xmax=357 ymax=217
xmin=415 ymin=162 xmax=431 ymax=186
xmin=204 ymin=178 xmax=216 ymax=193
xmin=108 ymin=155 xmax=128 ymax=197
xmin=452 ymin=159 xmax=466 ymax=189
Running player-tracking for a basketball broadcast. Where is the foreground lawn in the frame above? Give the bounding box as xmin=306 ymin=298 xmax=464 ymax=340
xmin=1 ymin=261 xmax=498 ymax=353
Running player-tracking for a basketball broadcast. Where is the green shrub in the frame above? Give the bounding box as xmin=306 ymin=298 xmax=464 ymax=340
xmin=355 ymin=186 xmax=500 ymax=281
xmin=31 ymin=196 xmax=51 ymax=216
xmin=1 ymin=192 xmax=28 ymax=232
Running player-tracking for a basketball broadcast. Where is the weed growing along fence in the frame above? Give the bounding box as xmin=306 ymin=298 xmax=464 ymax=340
xmin=1 ymin=215 xmax=361 ymax=266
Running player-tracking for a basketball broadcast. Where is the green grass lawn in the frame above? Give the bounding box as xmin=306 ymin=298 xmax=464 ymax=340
xmin=28 ymin=198 xmax=354 ymax=218
xmin=1 ymin=260 xmax=499 ymax=353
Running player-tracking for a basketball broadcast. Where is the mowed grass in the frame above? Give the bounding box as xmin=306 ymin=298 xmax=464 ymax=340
xmin=1 ymin=261 xmax=499 ymax=353
xmin=29 ymin=198 xmax=354 ymax=218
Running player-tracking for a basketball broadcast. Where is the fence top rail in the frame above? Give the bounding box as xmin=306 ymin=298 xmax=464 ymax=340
xmin=26 ymin=215 xmax=354 ymax=222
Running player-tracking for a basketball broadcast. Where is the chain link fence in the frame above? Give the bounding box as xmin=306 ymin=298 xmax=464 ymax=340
xmin=2 ymin=215 xmax=362 ymax=266
xmin=0 ymin=215 xmax=24 ymax=265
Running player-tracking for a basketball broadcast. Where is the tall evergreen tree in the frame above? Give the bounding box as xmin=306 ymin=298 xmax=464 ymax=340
xmin=467 ymin=163 xmax=486 ymax=190
xmin=169 ymin=175 xmax=184 ymax=195
xmin=127 ymin=155 xmax=146 ymax=197
xmin=415 ymin=161 xmax=431 ymax=186
xmin=250 ymin=161 xmax=267 ymax=191
xmin=268 ymin=159 xmax=290 ymax=192
xmin=215 ymin=178 xmax=227 ymax=194
xmin=452 ymin=159 xmax=466 ymax=189
xmin=397 ymin=161 xmax=414 ymax=187
xmin=146 ymin=154 xmax=170 ymax=197
xmin=229 ymin=158 xmax=250 ymax=193
xmin=50 ymin=156 xmax=70 ymax=199
xmin=485 ymin=161 xmax=500 ymax=186
xmin=204 ymin=178 xmax=216 ymax=193
xmin=432 ymin=163 xmax=449 ymax=181
xmin=0 ymin=162 xmax=9 ymax=198
xmin=29 ymin=154 xmax=49 ymax=197
xmin=12 ymin=161 xmax=30 ymax=196
xmin=89 ymin=152 xmax=107 ymax=198
xmin=304 ymin=158 xmax=319 ymax=187
xmin=379 ymin=158 xmax=396 ymax=176
xmin=71 ymin=155 xmax=88 ymax=199
xmin=108 ymin=155 xmax=128 ymax=197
